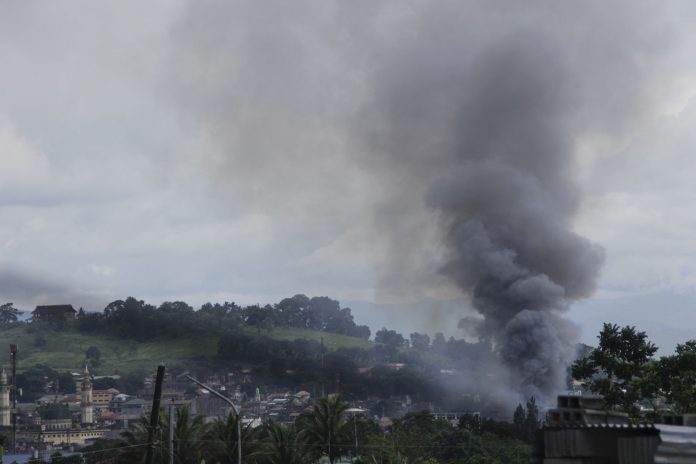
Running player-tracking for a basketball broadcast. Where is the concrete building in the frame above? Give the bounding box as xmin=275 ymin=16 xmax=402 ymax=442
xmin=546 ymin=395 xmax=628 ymax=426
xmin=534 ymin=395 xmax=696 ymax=463
xmin=80 ymin=365 xmax=93 ymax=424
xmin=0 ymin=368 xmax=10 ymax=426
xmin=17 ymin=428 xmax=108 ymax=446
xmin=92 ymin=389 xmax=118 ymax=407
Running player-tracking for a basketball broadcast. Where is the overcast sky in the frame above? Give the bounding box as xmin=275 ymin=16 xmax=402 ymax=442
xmin=2 ymin=1 xmax=696 ymax=351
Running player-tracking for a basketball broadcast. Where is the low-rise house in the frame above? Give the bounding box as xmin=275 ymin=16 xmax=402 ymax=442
xmin=92 ymin=389 xmax=117 ymax=407
xmin=31 ymin=305 xmax=76 ymax=322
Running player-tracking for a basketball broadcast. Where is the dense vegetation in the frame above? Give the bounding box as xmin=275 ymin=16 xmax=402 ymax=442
xmin=79 ymin=395 xmax=532 ymax=464
xmin=73 ymin=295 xmax=371 ymax=341
xmin=573 ymin=322 xmax=696 ymax=416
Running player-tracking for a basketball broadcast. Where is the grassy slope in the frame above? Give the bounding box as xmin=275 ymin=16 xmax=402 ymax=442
xmin=0 ymin=324 xmax=374 ymax=375
xmin=265 ymin=327 xmax=373 ymax=350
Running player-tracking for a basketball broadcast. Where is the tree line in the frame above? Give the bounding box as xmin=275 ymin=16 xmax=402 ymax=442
xmin=71 ymin=294 xmax=371 ymax=341
xmin=0 ymin=295 xmax=371 ymax=340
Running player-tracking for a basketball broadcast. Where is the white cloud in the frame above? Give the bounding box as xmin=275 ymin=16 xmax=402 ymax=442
xmin=0 ymin=116 xmax=51 ymax=190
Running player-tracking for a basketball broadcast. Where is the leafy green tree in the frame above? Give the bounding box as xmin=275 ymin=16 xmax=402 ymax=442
xmin=38 ymin=403 xmax=71 ymax=420
xmin=16 ymin=365 xmax=75 ymax=401
xmin=244 ymin=304 xmax=276 ymax=333
xmin=523 ymin=397 xmax=539 ymax=443
xmin=512 ymin=404 xmax=525 ymax=439
xmin=657 ymin=340 xmax=696 ymax=413
xmin=375 ymin=328 xmax=408 ymax=349
xmin=103 ymin=297 xmax=158 ymax=341
xmin=49 ymin=452 xmax=82 ymax=463
xmin=572 ymin=323 xmax=657 ymax=414
xmin=275 ymin=295 xmax=309 ymax=327
xmin=157 ymin=301 xmax=194 ymax=314
xmin=410 ymin=333 xmax=431 ymax=352
xmin=431 ymin=333 xmax=447 ymax=355
xmin=86 ymin=346 xmax=101 ymax=367
xmin=459 ymin=413 xmax=482 ymax=434
xmin=0 ymin=302 xmax=19 ymax=324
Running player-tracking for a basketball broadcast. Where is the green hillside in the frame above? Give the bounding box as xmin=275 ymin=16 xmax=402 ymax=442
xmin=0 ymin=324 xmax=374 ymax=375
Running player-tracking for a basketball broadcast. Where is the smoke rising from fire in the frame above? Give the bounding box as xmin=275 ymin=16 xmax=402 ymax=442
xmin=165 ymin=1 xmax=689 ymax=402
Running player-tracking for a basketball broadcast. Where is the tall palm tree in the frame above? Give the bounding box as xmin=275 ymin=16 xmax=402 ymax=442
xmin=206 ymin=412 xmax=261 ymax=464
xmin=299 ymin=394 xmax=350 ymax=464
xmin=119 ymin=413 xmax=167 ymax=464
xmin=171 ymin=405 xmax=208 ymax=464
xmin=258 ymin=423 xmax=315 ymax=464
xmin=118 ymin=405 xmax=207 ymax=464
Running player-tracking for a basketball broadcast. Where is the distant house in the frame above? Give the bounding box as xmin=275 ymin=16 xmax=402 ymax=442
xmin=32 ymin=305 xmax=77 ymax=322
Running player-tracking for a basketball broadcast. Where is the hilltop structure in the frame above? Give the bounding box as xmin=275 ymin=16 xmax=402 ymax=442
xmin=32 ymin=305 xmax=76 ymax=322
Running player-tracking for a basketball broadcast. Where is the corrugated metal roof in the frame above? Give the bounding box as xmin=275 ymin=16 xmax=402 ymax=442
xmin=543 ymin=423 xmax=696 ymax=463
xmin=655 ymin=424 xmax=696 ymax=444
xmin=544 ymin=423 xmax=658 ymax=430
xmin=618 ymin=435 xmax=659 ymax=464
xmin=543 ymin=423 xmax=660 ymax=463
xmin=654 ymin=424 xmax=696 ymax=463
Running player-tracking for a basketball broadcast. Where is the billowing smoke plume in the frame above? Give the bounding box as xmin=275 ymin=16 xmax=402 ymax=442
xmin=421 ymin=43 xmax=605 ymax=398
xmin=164 ymin=1 xmax=689 ymax=403
xmin=355 ymin=6 xmax=673 ymax=401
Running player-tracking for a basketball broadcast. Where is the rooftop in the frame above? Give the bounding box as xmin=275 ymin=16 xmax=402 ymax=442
xmin=32 ymin=304 xmax=76 ymax=314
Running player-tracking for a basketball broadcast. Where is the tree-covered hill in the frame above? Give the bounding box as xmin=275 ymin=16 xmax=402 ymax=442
xmin=0 ymin=294 xmax=499 ymax=411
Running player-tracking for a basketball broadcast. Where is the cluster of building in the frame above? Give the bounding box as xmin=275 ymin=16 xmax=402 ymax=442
xmin=0 ymin=364 xmax=105 ymax=454
xmin=0 ymin=360 xmax=326 ymax=455
xmin=0 ymin=304 xmax=476 ymax=458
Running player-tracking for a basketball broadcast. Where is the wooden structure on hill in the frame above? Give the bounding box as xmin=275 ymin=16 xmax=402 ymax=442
xmin=32 ymin=305 xmax=76 ymax=322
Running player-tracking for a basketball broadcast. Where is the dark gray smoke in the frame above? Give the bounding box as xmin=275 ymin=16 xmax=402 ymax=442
xmin=418 ymin=42 xmax=605 ymax=398
xmin=368 ymin=40 xmax=606 ymax=399
xmin=164 ymin=1 xmax=687 ymax=403
xmin=356 ymin=7 xmax=678 ymax=402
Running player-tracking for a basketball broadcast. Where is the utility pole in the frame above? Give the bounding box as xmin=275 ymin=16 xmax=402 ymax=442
xmin=320 ymin=337 xmax=325 ymax=398
xmin=168 ymin=399 xmax=175 ymax=464
xmin=146 ymin=365 xmax=166 ymax=464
